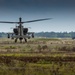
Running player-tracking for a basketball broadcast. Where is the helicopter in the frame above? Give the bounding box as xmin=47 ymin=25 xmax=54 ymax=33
xmin=0 ymin=17 xmax=52 ymax=43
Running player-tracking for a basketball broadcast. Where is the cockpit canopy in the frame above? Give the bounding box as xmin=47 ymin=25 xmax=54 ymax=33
xmin=13 ymin=28 xmax=18 ymax=35
xmin=13 ymin=28 xmax=28 ymax=35
xmin=23 ymin=28 xmax=28 ymax=35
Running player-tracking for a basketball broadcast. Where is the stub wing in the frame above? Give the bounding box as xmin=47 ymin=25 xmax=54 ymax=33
xmin=27 ymin=32 xmax=34 ymax=34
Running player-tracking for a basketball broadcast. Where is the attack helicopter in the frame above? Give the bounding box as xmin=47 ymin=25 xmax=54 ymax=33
xmin=0 ymin=17 xmax=52 ymax=43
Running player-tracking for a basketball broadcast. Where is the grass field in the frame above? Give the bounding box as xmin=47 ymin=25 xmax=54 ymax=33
xmin=0 ymin=38 xmax=75 ymax=75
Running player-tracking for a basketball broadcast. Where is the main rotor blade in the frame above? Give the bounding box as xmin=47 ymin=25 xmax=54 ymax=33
xmin=0 ymin=18 xmax=52 ymax=24
xmin=23 ymin=18 xmax=52 ymax=23
xmin=0 ymin=21 xmax=18 ymax=24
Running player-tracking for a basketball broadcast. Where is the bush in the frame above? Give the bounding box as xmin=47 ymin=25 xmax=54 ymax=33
xmin=37 ymin=45 xmax=42 ymax=52
xmin=42 ymin=45 xmax=48 ymax=50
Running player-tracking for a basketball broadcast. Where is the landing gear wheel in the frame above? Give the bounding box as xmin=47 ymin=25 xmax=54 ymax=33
xmin=24 ymin=38 xmax=27 ymax=42
xmin=15 ymin=38 xmax=17 ymax=43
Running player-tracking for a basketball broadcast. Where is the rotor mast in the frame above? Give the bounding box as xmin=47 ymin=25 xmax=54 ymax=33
xmin=19 ymin=17 xmax=22 ymax=23
xmin=19 ymin=17 xmax=23 ymax=36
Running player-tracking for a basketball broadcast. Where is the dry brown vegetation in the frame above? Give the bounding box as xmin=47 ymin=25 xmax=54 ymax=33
xmin=0 ymin=38 xmax=75 ymax=75
xmin=0 ymin=38 xmax=75 ymax=53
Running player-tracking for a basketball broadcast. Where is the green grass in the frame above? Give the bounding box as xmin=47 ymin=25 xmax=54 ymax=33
xmin=0 ymin=38 xmax=75 ymax=75
xmin=0 ymin=62 xmax=75 ymax=75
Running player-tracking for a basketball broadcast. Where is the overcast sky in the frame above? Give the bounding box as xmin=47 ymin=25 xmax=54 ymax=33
xmin=0 ymin=0 xmax=75 ymax=32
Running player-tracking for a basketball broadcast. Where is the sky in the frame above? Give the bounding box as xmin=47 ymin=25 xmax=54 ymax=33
xmin=0 ymin=0 xmax=75 ymax=32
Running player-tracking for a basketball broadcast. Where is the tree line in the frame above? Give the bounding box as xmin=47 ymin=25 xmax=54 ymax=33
xmin=0 ymin=32 xmax=75 ymax=38
xmin=34 ymin=32 xmax=75 ymax=38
